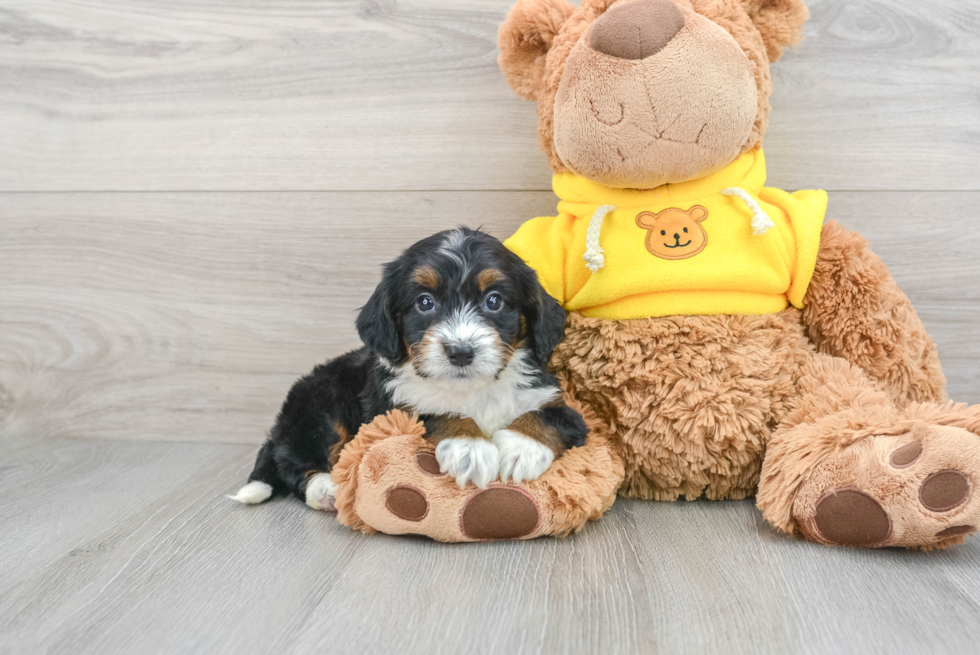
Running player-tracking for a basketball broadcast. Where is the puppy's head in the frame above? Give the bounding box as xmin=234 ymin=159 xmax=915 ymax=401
xmin=356 ymin=228 xmax=566 ymax=383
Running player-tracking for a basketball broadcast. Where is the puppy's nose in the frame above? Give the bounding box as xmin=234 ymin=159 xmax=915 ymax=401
xmin=673 ymin=233 xmax=680 ymax=240
xmin=589 ymin=0 xmax=685 ymax=60
xmin=445 ymin=344 xmax=475 ymax=367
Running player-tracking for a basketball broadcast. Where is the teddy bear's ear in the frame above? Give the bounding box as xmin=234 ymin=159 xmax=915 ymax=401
xmin=742 ymin=0 xmax=809 ymax=62
xmin=498 ymin=0 xmax=576 ymax=101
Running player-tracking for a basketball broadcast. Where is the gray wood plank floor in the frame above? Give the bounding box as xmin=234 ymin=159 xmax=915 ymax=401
xmin=2 ymin=438 xmax=979 ymax=655
xmin=2 ymin=0 xmax=979 ymax=653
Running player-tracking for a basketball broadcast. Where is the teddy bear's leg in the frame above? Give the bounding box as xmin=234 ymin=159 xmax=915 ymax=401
xmin=758 ymin=353 xmax=980 ymax=550
xmin=801 ymin=220 xmax=946 ymax=407
xmin=333 ymin=404 xmax=625 ymax=541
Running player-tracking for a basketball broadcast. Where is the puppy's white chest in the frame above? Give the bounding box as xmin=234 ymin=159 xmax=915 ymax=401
xmin=385 ymin=356 xmax=558 ymax=434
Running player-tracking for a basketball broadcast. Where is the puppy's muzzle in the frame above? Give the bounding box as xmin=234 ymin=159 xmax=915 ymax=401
xmin=444 ymin=343 xmax=476 ymax=367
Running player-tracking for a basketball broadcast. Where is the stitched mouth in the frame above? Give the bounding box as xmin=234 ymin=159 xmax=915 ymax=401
xmin=590 ymin=98 xmax=625 ymax=126
xmin=634 ymin=114 xmax=710 ymax=148
xmin=664 ymin=240 xmax=692 ymax=248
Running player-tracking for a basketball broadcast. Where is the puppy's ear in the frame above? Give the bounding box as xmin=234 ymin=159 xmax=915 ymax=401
xmin=356 ymin=265 xmax=403 ymax=363
xmin=742 ymin=0 xmax=809 ymax=61
xmin=526 ymin=280 xmax=567 ymax=367
xmin=498 ymin=0 xmax=575 ymax=101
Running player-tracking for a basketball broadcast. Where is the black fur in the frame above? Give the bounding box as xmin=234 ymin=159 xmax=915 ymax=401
xmin=537 ymin=404 xmax=590 ymax=450
xmin=241 ymin=227 xmax=588 ymax=504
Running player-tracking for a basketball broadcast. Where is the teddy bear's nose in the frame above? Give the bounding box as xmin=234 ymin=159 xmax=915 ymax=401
xmin=589 ymin=0 xmax=685 ymax=60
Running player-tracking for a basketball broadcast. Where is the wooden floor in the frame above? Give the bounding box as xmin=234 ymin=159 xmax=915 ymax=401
xmin=1 ymin=0 xmax=979 ymax=653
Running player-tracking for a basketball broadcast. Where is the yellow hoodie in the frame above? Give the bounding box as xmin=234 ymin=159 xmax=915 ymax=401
xmin=504 ymin=149 xmax=828 ymax=320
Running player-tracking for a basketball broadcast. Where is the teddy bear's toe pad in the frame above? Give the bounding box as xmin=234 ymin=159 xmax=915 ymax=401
xmin=919 ymin=470 xmax=970 ymax=512
xmin=385 ymin=486 xmax=429 ymax=521
xmin=416 ymin=451 xmax=445 ymax=476
xmin=795 ymin=424 xmax=980 ymax=549
xmin=889 ymin=441 xmax=922 ymax=468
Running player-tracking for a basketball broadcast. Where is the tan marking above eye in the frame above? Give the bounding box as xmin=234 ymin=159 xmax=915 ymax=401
xmin=477 ymin=268 xmax=503 ymax=291
xmin=412 ymin=266 xmax=439 ymax=288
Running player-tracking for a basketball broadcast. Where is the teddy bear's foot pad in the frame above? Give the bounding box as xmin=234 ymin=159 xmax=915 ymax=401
xmin=796 ymin=424 xmax=980 ymax=550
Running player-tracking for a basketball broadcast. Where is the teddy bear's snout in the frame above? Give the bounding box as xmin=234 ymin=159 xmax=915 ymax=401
xmin=590 ymin=0 xmax=685 ymax=61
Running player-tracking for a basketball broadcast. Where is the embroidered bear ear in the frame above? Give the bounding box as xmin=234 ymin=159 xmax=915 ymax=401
xmin=498 ymin=0 xmax=576 ymax=101
xmin=741 ymin=0 xmax=810 ymax=61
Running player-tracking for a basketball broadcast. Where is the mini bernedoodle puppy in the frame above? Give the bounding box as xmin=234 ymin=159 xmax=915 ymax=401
xmin=230 ymin=228 xmax=588 ymax=511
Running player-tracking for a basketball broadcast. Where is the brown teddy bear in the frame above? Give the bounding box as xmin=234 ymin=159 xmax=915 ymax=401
xmin=335 ymin=0 xmax=980 ymax=549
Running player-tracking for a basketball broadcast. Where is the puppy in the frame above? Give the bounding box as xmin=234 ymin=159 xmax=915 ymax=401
xmin=230 ymin=228 xmax=588 ymax=511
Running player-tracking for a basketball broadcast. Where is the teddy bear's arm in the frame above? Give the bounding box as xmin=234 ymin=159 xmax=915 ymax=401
xmin=504 ymin=215 xmax=570 ymax=307
xmin=801 ymin=220 xmax=946 ymax=407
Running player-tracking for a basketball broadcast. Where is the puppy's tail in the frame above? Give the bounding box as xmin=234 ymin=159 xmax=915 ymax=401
xmin=228 ymin=440 xmax=279 ymax=505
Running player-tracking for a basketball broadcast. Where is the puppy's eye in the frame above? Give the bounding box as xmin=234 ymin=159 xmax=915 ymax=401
xmin=416 ymin=294 xmax=435 ymax=312
xmin=660 ymin=230 xmax=666 ymax=236
xmin=683 ymin=227 xmax=688 ymax=233
xmin=484 ymin=293 xmax=503 ymax=312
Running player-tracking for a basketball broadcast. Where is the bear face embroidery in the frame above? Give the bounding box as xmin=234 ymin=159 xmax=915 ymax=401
xmin=636 ymin=206 xmax=709 ymax=260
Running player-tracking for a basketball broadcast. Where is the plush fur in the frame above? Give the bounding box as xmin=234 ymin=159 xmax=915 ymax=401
xmin=231 ymin=228 xmax=588 ymax=506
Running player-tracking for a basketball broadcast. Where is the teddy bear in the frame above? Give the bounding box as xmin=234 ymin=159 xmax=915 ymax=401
xmin=334 ymin=0 xmax=980 ymax=549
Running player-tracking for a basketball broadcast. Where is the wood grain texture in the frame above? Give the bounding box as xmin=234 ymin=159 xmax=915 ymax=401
xmin=1 ymin=438 xmax=978 ymax=655
xmin=1 ymin=0 xmax=978 ymax=192
xmin=1 ymin=190 xmax=977 ymax=446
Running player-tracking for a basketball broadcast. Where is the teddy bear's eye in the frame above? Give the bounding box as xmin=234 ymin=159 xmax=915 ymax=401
xmin=660 ymin=230 xmax=666 ymax=236
xmin=683 ymin=227 xmax=688 ymax=233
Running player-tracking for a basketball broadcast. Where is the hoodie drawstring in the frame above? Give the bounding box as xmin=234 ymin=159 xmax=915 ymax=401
xmin=721 ymin=187 xmax=774 ymax=236
xmin=583 ymin=204 xmax=617 ymax=273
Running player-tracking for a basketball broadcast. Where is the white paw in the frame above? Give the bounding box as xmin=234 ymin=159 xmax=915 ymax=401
xmin=435 ymin=438 xmax=500 ymax=489
xmin=227 ymin=480 xmax=273 ymax=504
xmin=305 ymin=472 xmax=338 ymax=512
xmin=493 ymin=429 xmax=555 ymax=484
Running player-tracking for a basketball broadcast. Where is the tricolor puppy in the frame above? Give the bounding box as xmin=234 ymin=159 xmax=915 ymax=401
xmin=230 ymin=228 xmax=588 ymax=511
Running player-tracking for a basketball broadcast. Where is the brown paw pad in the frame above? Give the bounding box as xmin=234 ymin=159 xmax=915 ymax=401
xmin=416 ymin=451 xmax=446 ymax=477
xmin=385 ymin=485 xmax=428 ymax=522
xmin=936 ymin=525 xmax=975 ymax=538
xmin=919 ymin=470 xmax=971 ymax=512
xmin=814 ymin=488 xmax=892 ymax=547
xmin=460 ymin=487 xmax=540 ymax=540
xmin=889 ymin=441 xmax=923 ymax=468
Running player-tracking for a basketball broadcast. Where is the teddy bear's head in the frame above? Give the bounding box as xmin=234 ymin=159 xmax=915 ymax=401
xmin=498 ymin=0 xmax=808 ymax=189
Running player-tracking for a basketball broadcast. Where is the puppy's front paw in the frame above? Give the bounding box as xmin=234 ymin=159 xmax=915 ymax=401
xmin=435 ymin=438 xmax=500 ymax=489
xmin=305 ymin=472 xmax=338 ymax=512
xmin=493 ymin=429 xmax=555 ymax=484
